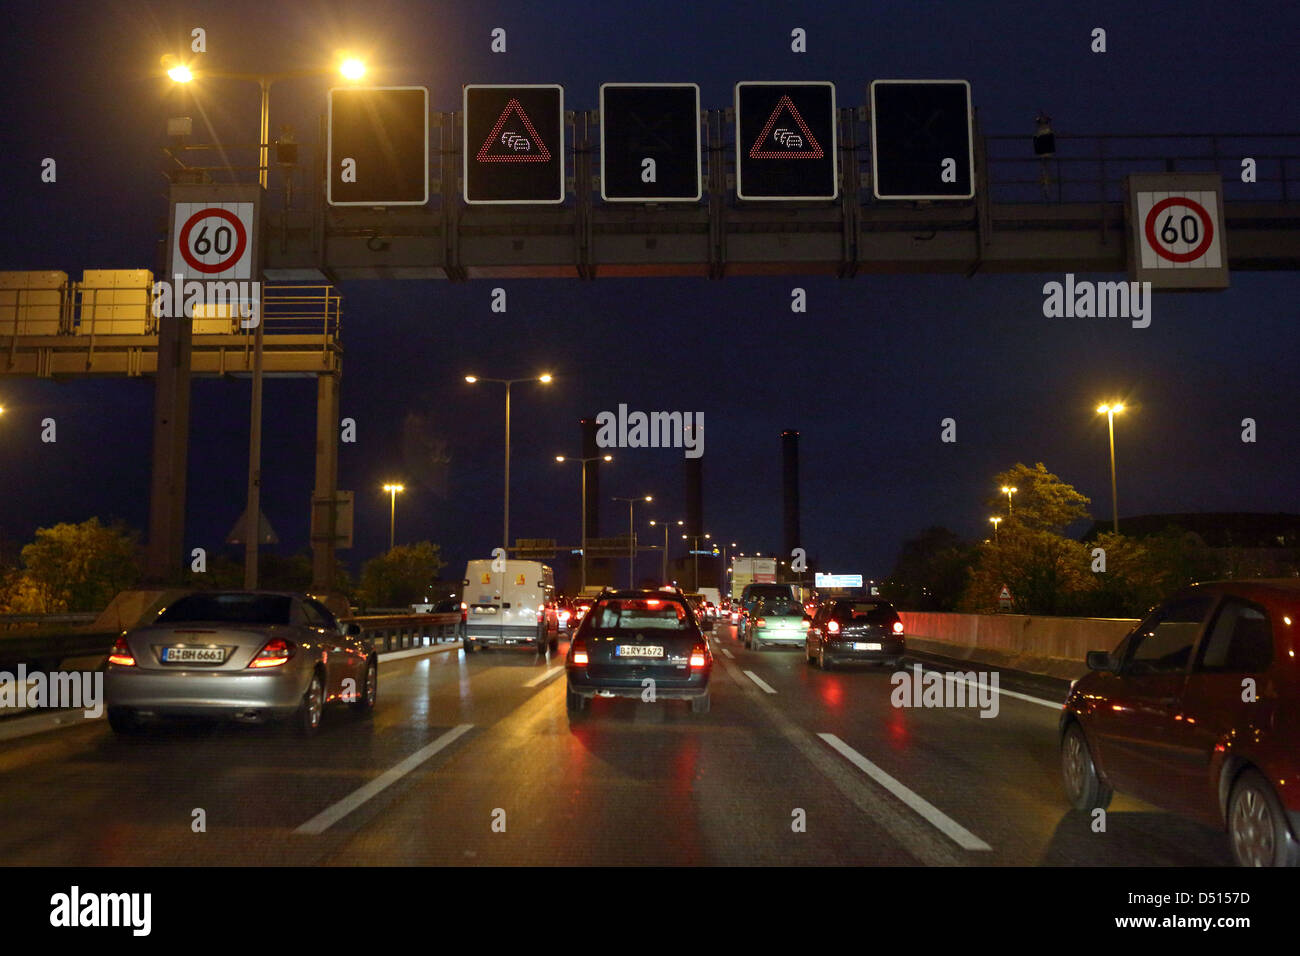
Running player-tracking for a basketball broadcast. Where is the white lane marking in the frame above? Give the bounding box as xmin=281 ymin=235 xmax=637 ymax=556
xmin=524 ymin=665 xmax=564 ymax=688
xmin=742 ymin=670 xmax=777 ymax=694
xmin=720 ymin=648 xmax=735 ymax=660
xmin=295 ymin=723 xmax=474 ymax=835
xmin=913 ymin=662 xmax=1062 ymax=710
xmin=817 ymin=733 xmax=991 ymax=851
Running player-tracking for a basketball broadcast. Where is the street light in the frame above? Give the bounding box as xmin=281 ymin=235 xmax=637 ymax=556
xmin=682 ymin=532 xmax=712 ymax=591
xmin=1001 ymin=485 xmax=1017 ymax=515
xmin=556 ymin=453 xmax=611 ymax=592
xmin=382 ymin=484 xmax=405 ymax=551
xmin=648 ymin=518 xmax=685 ymax=584
xmin=613 ymin=495 xmax=653 ymax=588
xmin=466 ymin=374 xmax=555 ymax=563
xmin=162 ymin=53 xmax=367 ymax=590
xmin=989 ymin=516 xmax=1002 ymax=540
xmin=1097 ymin=402 xmax=1125 ymax=532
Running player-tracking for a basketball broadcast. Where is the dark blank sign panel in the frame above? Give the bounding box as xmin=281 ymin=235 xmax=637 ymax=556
xmin=870 ymin=80 xmax=973 ymax=200
xmin=328 ymin=87 xmax=428 ymax=206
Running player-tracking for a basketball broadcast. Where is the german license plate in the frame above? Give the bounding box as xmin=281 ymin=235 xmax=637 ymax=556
xmin=161 ymin=646 xmax=225 ymax=664
xmin=853 ymin=642 xmax=882 ymax=651
xmin=616 ymin=645 xmax=664 ymax=658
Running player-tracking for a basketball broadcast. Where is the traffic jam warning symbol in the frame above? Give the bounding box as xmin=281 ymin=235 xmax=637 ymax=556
xmin=735 ymin=82 xmax=837 ymax=201
xmin=476 ymin=99 xmax=552 ymax=163
xmin=171 ymin=203 xmax=255 ymax=279
xmin=1127 ymin=173 xmax=1228 ymax=289
xmin=464 ymin=84 xmax=564 ymax=204
xmin=748 ymin=96 xmax=824 ymax=159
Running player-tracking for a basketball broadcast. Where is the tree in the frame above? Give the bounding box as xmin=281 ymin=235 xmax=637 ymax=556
xmin=881 ymin=526 xmax=977 ymax=610
xmin=961 ymin=525 xmax=1092 ymax=615
xmin=358 ymin=542 xmax=446 ymax=609
xmin=990 ymin=462 xmax=1091 ymax=534
xmin=20 ymin=518 xmax=141 ymax=613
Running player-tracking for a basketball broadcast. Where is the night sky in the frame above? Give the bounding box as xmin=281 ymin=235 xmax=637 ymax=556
xmin=0 ymin=0 xmax=1297 ymax=587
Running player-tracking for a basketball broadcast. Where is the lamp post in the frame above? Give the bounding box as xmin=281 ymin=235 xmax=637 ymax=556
xmin=682 ymin=532 xmax=711 ymax=591
xmin=989 ymin=516 xmax=1002 ymax=540
xmin=556 ymin=454 xmax=611 ymax=592
xmin=382 ymin=483 xmax=404 ymax=551
xmin=1096 ymin=402 xmax=1125 ymax=532
xmin=613 ymin=496 xmax=653 ymax=588
xmin=466 ymin=374 xmax=553 ymax=563
xmin=649 ymin=519 xmax=684 ymax=584
xmin=162 ymin=53 xmax=366 ymax=590
xmin=1001 ymin=485 xmax=1017 ymax=516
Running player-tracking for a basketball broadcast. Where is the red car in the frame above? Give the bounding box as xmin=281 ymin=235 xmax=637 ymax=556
xmin=1061 ymin=579 xmax=1300 ymax=866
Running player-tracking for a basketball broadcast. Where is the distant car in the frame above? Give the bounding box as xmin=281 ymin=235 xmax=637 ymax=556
xmin=1061 ymin=579 xmax=1300 ymax=867
xmin=744 ymin=595 xmax=810 ymax=651
xmin=104 ymin=591 xmax=376 ymax=735
xmin=683 ymin=593 xmax=713 ymax=632
xmin=565 ymin=589 xmax=713 ymax=715
xmin=571 ymin=598 xmax=594 ymax=623
xmin=805 ymin=599 xmax=905 ymax=669
xmin=461 ymin=558 xmax=559 ymax=654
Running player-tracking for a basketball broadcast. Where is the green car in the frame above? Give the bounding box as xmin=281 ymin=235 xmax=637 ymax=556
xmin=744 ymin=596 xmax=810 ymax=650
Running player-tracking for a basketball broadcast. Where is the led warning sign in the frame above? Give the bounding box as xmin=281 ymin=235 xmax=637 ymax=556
xmin=464 ymin=84 xmax=564 ymax=204
xmin=735 ymin=82 xmax=837 ymax=201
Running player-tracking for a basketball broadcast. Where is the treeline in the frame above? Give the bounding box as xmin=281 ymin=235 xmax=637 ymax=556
xmin=881 ymin=462 xmax=1288 ymax=618
xmin=0 ymin=518 xmax=447 ymax=614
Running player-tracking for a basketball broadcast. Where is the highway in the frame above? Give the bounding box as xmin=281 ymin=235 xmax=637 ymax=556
xmin=0 ymin=622 xmax=1234 ymax=867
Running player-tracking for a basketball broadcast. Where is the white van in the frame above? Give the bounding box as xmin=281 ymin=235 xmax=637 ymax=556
xmin=460 ymin=559 xmax=559 ymax=654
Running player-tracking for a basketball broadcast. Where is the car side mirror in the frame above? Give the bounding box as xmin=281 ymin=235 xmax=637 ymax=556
xmin=346 ymin=623 xmax=362 ymax=637
xmin=1085 ymin=650 xmax=1113 ymax=672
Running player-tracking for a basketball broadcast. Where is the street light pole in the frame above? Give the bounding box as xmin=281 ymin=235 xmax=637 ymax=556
xmin=1097 ymin=403 xmax=1125 ymax=533
xmin=682 ymin=532 xmax=711 ymax=591
xmin=649 ymin=519 xmax=684 ymax=584
xmin=383 ymin=484 xmax=404 ymax=551
xmin=613 ymin=496 xmax=653 ymax=588
xmin=557 ymin=454 xmax=611 ymax=593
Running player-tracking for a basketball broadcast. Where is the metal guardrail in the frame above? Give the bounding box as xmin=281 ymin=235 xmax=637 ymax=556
xmin=351 ymin=612 xmax=461 ymax=652
xmin=0 ymin=613 xmax=99 ymax=631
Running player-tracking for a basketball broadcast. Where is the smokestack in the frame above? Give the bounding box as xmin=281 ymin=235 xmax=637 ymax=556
xmin=782 ymin=429 xmax=800 ymax=559
xmin=580 ymin=417 xmax=601 ymax=537
xmin=685 ymin=456 xmax=703 ymax=538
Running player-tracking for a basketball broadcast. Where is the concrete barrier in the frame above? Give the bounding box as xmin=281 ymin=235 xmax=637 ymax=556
xmin=899 ymin=611 xmax=1138 ymax=681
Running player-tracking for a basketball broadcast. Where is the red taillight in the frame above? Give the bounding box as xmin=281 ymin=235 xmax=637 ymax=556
xmin=537 ymin=609 xmax=544 ymax=623
xmin=460 ymin=601 xmax=468 ymax=623
xmin=893 ymin=621 xmax=904 ymax=635
xmin=107 ymin=636 xmax=136 ymax=667
xmin=571 ymin=639 xmax=588 ymax=666
xmin=690 ymin=643 xmax=707 ymax=668
xmin=826 ymin=620 xmax=841 ymax=634
xmin=248 ymin=638 xmax=293 ymax=668
xmin=755 ymin=618 xmax=766 ymax=628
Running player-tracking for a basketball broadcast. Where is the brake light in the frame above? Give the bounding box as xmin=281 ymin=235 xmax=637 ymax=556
xmin=755 ymin=618 xmax=766 ymax=628
xmin=690 ymin=643 xmax=707 ymax=668
xmin=827 ymin=620 xmax=841 ymax=634
xmin=893 ymin=621 xmax=904 ymax=635
xmin=645 ymin=599 xmax=661 ymax=607
xmin=571 ymin=638 xmax=588 ymax=666
xmin=537 ymin=608 xmax=544 ymax=623
xmin=460 ymin=601 xmax=468 ymax=623
xmin=107 ymin=636 xmax=136 ymax=667
xmin=248 ymin=638 xmax=293 ymax=668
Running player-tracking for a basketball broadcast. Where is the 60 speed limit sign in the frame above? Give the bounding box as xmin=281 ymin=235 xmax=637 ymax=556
xmin=170 ymin=202 xmax=255 ymax=279
xmin=1127 ymin=173 xmax=1228 ymax=289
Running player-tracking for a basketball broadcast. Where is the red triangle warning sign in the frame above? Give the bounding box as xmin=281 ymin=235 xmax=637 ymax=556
xmin=748 ymin=95 xmax=824 ymax=160
xmin=476 ymin=98 xmax=552 ymax=163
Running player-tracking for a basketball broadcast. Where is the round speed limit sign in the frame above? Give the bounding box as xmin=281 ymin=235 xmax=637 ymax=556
xmin=171 ymin=202 xmax=254 ymax=278
xmin=1143 ymin=196 xmax=1214 ymax=263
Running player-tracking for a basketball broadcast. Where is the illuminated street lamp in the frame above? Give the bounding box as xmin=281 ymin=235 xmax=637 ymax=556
xmin=649 ymin=518 xmax=685 ymax=584
xmin=557 ymin=453 xmax=612 ymax=591
xmin=466 ymin=374 xmax=555 ymax=564
xmin=989 ymin=516 xmax=1002 ymax=540
xmin=1001 ymin=485 xmax=1017 ymax=515
xmin=613 ymin=496 xmax=653 ymax=588
xmin=1096 ymin=402 xmax=1125 ymax=532
xmin=382 ymin=483 xmax=404 ymax=551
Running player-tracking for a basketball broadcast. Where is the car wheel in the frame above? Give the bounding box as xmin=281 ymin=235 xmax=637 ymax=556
xmin=352 ymin=658 xmax=378 ymax=714
xmin=107 ymin=707 xmax=141 ymax=735
xmin=1228 ymin=769 xmax=1300 ymax=867
xmin=818 ymin=645 xmax=833 ymax=670
xmin=549 ymin=635 xmax=559 ymax=652
xmin=295 ymin=671 xmax=324 ymax=737
xmin=565 ymin=685 xmax=588 ymax=713
xmin=691 ymin=691 xmax=711 ymax=714
xmin=806 ymin=642 xmax=815 ymax=664
xmin=462 ymin=639 xmax=476 ymax=654
xmin=1060 ymin=722 xmax=1113 ymax=811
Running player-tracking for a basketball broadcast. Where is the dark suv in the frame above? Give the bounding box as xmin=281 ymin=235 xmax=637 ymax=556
xmin=805 ymin=598 xmax=905 ymax=669
xmin=1061 ymin=580 xmax=1300 ymax=866
xmin=565 ymin=589 xmax=713 ymax=715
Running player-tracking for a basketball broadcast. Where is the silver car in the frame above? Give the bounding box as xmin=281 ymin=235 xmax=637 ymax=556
xmin=104 ymin=591 xmax=376 ymax=735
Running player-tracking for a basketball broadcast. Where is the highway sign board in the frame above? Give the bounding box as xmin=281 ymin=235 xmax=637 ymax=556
xmin=464 ymin=84 xmax=564 ymax=204
xmin=1126 ymin=173 xmax=1228 ymax=289
xmin=815 ymin=573 xmax=863 ymax=588
xmin=735 ymin=81 xmax=838 ymax=200
xmin=600 ymin=83 xmax=701 ymax=202
xmin=327 ymin=87 xmax=429 ymax=206
xmin=171 ymin=202 xmax=256 ymax=280
xmin=869 ymin=80 xmax=974 ymax=200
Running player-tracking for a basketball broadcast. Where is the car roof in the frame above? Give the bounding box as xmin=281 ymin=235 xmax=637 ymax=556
xmin=1189 ymin=578 xmax=1300 ymax=598
xmin=598 ymin=588 xmax=688 ymax=600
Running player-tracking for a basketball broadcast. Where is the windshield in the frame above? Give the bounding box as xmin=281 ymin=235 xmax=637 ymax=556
xmin=157 ymin=593 xmax=293 ymax=625
xmin=592 ymin=598 xmax=689 ymax=630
